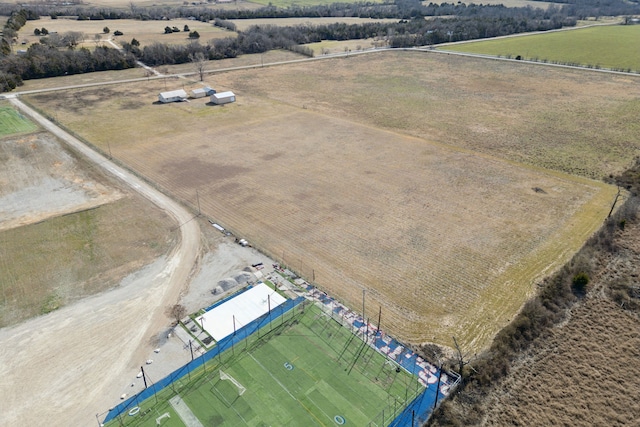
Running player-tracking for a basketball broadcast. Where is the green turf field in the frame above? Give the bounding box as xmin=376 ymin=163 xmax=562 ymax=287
xmin=107 ymin=303 xmax=423 ymax=426
xmin=0 ymin=105 xmax=38 ymax=137
xmin=442 ymin=24 xmax=640 ymax=71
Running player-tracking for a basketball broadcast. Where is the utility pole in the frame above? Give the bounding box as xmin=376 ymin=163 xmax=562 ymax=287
xmin=196 ymin=189 xmax=201 ymax=216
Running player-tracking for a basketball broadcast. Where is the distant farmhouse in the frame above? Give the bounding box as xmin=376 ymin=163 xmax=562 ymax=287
xmin=158 ymin=89 xmax=187 ymax=103
xmin=191 ymin=87 xmax=216 ymax=99
xmin=211 ymin=91 xmax=236 ymax=105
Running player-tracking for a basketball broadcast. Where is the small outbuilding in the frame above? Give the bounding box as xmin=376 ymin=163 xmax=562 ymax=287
xmin=191 ymin=87 xmax=216 ymax=99
xmin=158 ymin=89 xmax=187 ymax=103
xmin=211 ymin=91 xmax=236 ymax=105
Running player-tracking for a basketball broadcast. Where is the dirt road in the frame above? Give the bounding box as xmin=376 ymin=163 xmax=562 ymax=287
xmin=0 ymin=97 xmax=201 ymax=426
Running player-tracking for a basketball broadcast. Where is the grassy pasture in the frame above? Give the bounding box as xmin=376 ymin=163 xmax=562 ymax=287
xmin=443 ymin=24 xmax=640 ymax=71
xmin=19 ymin=17 xmax=231 ymax=48
xmin=305 ymin=38 xmax=377 ymax=55
xmin=229 ymin=17 xmax=398 ymax=31
xmin=26 ymin=51 xmax=623 ymax=352
xmin=0 ymin=106 xmax=38 ymax=137
xmin=0 ymin=196 xmax=176 ymax=327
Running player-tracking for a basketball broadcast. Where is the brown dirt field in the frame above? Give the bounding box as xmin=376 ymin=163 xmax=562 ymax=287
xmin=480 ymin=218 xmax=640 ymax=426
xmin=25 ymin=52 xmax=620 ymax=352
xmin=0 ymin=130 xmax=176 ymax=327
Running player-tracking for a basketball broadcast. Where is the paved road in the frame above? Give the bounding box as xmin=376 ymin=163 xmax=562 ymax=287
xmin=0 ymin=98 xmax=201 ymax=426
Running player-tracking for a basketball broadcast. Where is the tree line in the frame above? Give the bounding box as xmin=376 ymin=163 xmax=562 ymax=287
xmin=0 ymin=44 xmax=135 ymax=91
xmin=1 ymin=0 xmax=639 ymax=23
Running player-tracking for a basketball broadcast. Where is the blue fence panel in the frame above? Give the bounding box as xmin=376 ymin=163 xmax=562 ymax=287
xmin=103 ymin=296 xmax=304 ymax=424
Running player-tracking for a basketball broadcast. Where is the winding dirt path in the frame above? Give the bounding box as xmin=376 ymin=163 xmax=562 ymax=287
xmin=0 ymin=98 xmax=201 ymax=426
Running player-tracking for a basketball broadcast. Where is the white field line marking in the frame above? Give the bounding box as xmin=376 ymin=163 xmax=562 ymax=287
xmin=169 ymin=395 xmax=204 ymax=427
xmin=248 ymin=353 xmax=297 ymax=401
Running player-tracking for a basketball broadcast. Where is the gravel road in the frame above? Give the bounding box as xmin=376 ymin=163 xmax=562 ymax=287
xmin=0 ymin=98 xmax=201 ymax=426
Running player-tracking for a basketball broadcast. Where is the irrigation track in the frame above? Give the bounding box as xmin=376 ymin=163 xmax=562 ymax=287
xmin=0 ymin=97 xmax=201 ymax=427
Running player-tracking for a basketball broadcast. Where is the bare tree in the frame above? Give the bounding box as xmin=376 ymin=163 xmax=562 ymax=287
xmin=452 ymin=336 xmax=474 ymax=375
xmin=165 ymin=304 xmax=187 ymax=324
xmin=189 ymin=52 xmax=207 ymax=81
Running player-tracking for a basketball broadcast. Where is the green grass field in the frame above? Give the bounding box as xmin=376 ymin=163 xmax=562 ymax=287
xmin=107 ymin=303 xmax=422 ymax=426
xmin=0 ymin=106 xmax=38 ymax=137
xmin=442 ymin=24 xmax=640 ymax=71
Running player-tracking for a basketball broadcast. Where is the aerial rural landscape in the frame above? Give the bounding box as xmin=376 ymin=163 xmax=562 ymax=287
xmin=0 ymin=0 xmax=639 ymax=425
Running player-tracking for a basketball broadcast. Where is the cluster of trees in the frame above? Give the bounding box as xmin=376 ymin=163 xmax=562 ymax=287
xmin=1 ymin=0 xmax=639 ymax=24
xmin=0 ymin=44 xmax=135 ymax=91
xmin=1 ymin=9 xmax=39 ymax=55
xmin=129 ymin=14 xmax=572 ymax=68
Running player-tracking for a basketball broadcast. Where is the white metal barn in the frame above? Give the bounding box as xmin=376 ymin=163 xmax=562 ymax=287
xmin=191 ymin=87 xmax=215 ymax=98
xmin=211 ymin=91 xmax=236 ymax=105
xmin=191 ymin=88 xmax=207 ymax=99
xmin=158 ymin=89 xmax=187 ymax=103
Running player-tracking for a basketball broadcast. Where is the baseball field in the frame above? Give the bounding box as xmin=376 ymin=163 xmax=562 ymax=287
xmin=25 ymin=50 xmax=636 ymax=352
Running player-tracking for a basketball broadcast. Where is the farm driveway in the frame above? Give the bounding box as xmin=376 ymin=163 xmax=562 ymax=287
xmin=0 ymin=98 xmax=201 ymax=426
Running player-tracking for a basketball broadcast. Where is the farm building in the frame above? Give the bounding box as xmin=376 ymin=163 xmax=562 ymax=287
xmin=158 ymin=89 xmax=187 ymax=103
xmin=211 ymin=91 xmax=236 ymax=105
xmin=191 ymin=87 xmax=216 ymax=99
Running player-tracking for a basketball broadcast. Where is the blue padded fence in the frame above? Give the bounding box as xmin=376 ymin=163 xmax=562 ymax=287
xmin=103 ymin=295 xmax=305 ymax=424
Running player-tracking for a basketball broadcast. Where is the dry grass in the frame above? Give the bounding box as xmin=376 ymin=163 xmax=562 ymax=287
xmin=18 ymin=17 xmax=231 ymax=48
xmin=0 ymin=132 xmax=177 ymax=327
xmin=17 ymin=68 xmax=148 ymax=92
xmin=24 ymin=51 xmax=623 ymax=351
xmin=480 ymin=219 xmax=640 ymax=426
xmin=229 ymin=17 xmax=398 ymax=31
xmin=427 ymin=0 xmax=555 ymax=8
xmin=14 ymin=50 xmax=304 ymax=92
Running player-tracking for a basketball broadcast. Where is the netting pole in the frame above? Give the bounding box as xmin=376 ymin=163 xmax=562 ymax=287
xmin=141 ymin=366 xmax=148 ymax=389
xmin=268 ymin=294 xmax=272 ymax=331
xmin=433 ymin=368 xmax=443 ymax=410
xmin=232 ymin=315 xmax=236 ymax=356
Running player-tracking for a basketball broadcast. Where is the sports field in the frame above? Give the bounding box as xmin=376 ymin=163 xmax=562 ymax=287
xmin=0 ymin=105 xmax=38 ymax=137
xmin=442 ymin=24 xmax=640 ymax=71
xmin=106 ymin=303 xmax=424 ymax=426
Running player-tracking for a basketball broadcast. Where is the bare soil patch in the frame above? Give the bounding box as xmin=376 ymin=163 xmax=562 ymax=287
xmin=25 ymin=55 xmax=617 ymax=351
xmin=0 ymin=131 xmax=176 ymax=327
xmin=0 ymin=131 xmax=123 ymax=231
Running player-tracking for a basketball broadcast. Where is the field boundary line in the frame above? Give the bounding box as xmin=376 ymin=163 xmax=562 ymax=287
xmin=169 ymin=395 xmax=205 ymax=427
xmin=248 ymin=352 xmax=296 ymax=401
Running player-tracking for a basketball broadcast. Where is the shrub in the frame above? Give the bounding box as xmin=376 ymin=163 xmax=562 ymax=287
xmin=103 ymin=26 xmax=110 ymax=34
xmin=572 ymin=272 xmax=589 ymax=295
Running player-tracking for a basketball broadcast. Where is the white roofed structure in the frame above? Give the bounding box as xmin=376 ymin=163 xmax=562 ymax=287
xmin=197 ymin=283 xmax=286 ymax=341
xmin=159 ymin=89 xmax=187 ymax=103
xmin=211 ymin=91 xmax=236 ymax=105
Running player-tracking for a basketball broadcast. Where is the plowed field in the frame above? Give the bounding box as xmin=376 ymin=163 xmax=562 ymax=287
xmin=26 ymin=51 xmax=627 ymax=352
